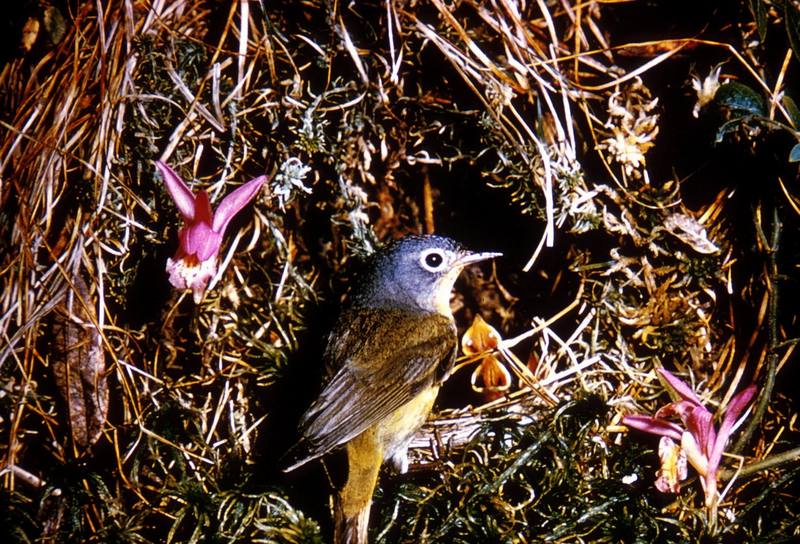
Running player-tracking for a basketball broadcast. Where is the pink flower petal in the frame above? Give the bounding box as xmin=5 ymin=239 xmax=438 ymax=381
xmin=212 ymin=175 xmax=267 ymax=235
xmin=194 ymin=190 xmax=214 ymax=226
xmin=685 ymin=405 xmax=716 ymax=459
xmin=166 ymin=257 xmax=189 ymax=290
xmin=658 ymin=368 xmax=704 ymax=406
xmin=722 ymin=384 xmax=758 ymax=427
xmin=655 ymin=399 xmax=700 ymax=422
xmin=707 ymin=384 xmax=757 ymax=477
xmin=623 ymin=414 xmax=683 ymax=441
xmin=157 ymin=161 xmax=196 ymax=220
xmin=166 ymin=255 xmax=218 ymax=303
xmin=681 ymin=430 xmax=709 ymax=477
xmin=180 ymin=223 xmax=222 ymax=262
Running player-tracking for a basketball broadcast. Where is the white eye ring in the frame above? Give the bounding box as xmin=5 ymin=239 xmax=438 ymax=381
xmin=419 ymin=248 xmax=448 ymax=272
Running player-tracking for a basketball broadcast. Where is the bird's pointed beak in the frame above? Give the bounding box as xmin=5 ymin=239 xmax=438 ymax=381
xmin=454 ymin=251 xmax=502 ymax=268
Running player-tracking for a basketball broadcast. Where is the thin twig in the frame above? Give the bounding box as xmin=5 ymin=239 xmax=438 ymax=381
xmin=732 ymin=204 xmax=781 ymax=454
xmin=721 ymin=446 xmax=800 ymax=480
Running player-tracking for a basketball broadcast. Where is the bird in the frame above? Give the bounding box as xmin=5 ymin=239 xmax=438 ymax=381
xmin=284 ymin=234 xmax=501 ymax=544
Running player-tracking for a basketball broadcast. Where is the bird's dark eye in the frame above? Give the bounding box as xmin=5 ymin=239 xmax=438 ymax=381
xmin=425 ymin=253 xmax=443 ymax=267
xmin=420 ymin=249 xmax=446 ymax=272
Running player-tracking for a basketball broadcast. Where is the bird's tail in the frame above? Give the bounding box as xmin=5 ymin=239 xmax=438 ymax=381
xmin=334 ymin=498 xmax=372 ymax=544
xmin=333 ymin=430 xmax=382 ymax=544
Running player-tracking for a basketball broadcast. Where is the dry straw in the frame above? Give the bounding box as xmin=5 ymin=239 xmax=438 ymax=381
xmin=1 ymin=0 xmax=797 ymax=542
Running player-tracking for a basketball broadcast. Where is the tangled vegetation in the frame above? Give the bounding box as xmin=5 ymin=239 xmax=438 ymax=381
xmin=1 ymin=0 xmax=799 ymax=542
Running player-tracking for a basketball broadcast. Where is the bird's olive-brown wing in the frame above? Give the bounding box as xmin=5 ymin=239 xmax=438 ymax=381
xmin=293 ymin=307 xmax=456 ymax=466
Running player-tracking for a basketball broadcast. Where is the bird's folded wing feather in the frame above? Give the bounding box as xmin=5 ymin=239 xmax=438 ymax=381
xmin=289 ymin=307 xmax=456 ymax=468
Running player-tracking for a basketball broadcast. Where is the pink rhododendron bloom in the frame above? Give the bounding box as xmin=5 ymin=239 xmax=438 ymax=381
xmin=156 ymin=161 xmax=266 ymax=303
xmin=623 ymin=369 xmax=756 ymax=514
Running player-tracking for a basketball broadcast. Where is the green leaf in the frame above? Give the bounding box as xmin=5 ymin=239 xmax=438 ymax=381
xmin=750 ymin=0 xmax=768 ymax=42
xmin=783 ymin=95 xmax=800 ymax=128
xmin=714 ymin=81 xmax=766 ymax=116
xmin=790 ymin=143 xmax=800 ymax=163
xmin=787 ymin=2 xmax=800 ymax=63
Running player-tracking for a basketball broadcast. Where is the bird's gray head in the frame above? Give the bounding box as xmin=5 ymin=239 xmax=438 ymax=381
xmin=352 ymin=235 xmax=501 ymax=315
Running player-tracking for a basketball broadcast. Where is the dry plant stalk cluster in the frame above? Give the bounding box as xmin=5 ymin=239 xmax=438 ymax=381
xmin=1 ymin=0 xmax=798 ymax=542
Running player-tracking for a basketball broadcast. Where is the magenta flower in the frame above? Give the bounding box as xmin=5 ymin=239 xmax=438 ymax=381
xmin=623 ymin=369 xmax=756 ymax=512
xmin=156 ymin=161 xmax=267 ymax=302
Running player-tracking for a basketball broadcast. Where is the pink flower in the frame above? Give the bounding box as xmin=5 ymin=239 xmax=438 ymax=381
xmin=623 ymin=369 xmax=756 ymax=511
xmin=156 ymin=161 xmax=267 ymax=303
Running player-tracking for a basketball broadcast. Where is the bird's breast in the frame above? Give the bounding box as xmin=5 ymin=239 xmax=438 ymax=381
xmin=377 ymin=385 xmax=439 ymax=470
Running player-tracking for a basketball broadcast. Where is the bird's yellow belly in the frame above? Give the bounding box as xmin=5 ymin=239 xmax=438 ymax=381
xmin=340 ymin=386 xmax=440 ymax=519
xmin=377 ymin=386 xmax=439 ymax=472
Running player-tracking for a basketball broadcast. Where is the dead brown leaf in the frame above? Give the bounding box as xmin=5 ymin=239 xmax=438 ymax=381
xmin=52 ymin=274 xmax=108 ymax=451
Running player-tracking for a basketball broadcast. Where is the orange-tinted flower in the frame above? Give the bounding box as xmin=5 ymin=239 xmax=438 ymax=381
xmin=462 ymin=315 xmax=511 ymax=399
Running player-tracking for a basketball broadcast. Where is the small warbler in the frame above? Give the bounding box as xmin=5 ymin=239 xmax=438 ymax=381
xmin=285 ymin=235 xmax=501 ymax=543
